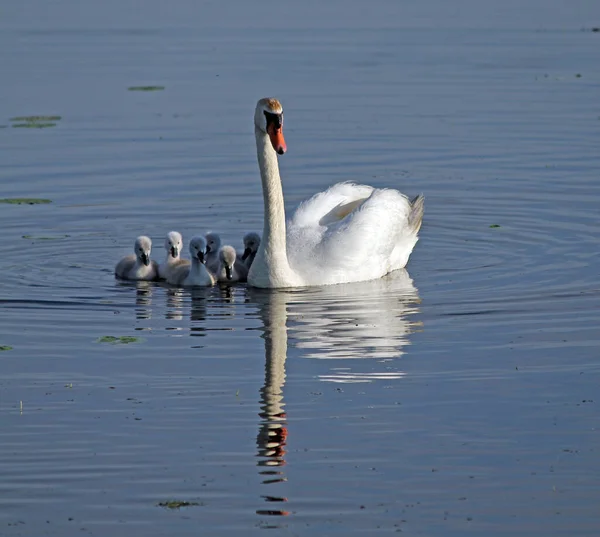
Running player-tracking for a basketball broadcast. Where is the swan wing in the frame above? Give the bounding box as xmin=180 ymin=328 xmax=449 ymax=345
xmin=289 ymin=182 xmax=375 ymax=229
xmin=288 ymin=185 xmax=421 ymax=285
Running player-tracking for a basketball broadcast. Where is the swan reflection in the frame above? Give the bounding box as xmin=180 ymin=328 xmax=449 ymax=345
xmin=134 ymin=281 xmax=153 ymax=321
xmin=286 ymin=269 xmax=420 ymax=362
xmin=250 ymin=270 xmax=420 ymax=521
xmin=165 ymin=287 xmax=184 ymax=323
xmin=253 ymin=288 xmax=291 ymax=519
xmin=256 ymin=269 xmax=420 ymax=384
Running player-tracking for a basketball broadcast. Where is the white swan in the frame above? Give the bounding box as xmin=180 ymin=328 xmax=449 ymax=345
xmin=158 ymin=231 xmax=184 ymax=280
xmin=205 ymin=232 xmax=221 ymax=274
xmin=216 ymin=245 xmax=248 ymax=283
xmin=241 ymin=232 xmax=261 ymax=269
xmin=115 ymin=236 xmax=159 ymax=281
xmin=248 ymin=97 xmax=424 ymax=289
xmin=167 ymin=236 xmax=215 ymax=287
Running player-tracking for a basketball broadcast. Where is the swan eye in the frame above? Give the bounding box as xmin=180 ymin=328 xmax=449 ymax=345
xmin=264 ymin=111 xmax=283 ymax=130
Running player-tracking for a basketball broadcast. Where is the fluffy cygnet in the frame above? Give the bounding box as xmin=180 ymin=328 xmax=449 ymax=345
xmin=158 ymin=231 xmax=184 ymax=280
xmin=115 ymin=236 xmax=158 ymax=281
xmin=204 ymin=232 xmax=222 ymax=274
xmin=241 ymin=232 xmax=261 ymax=269
xmin=216 ymin=245 xmax=248 ymax=283
xmin=167 ymin=236 xmax=215 ymax=287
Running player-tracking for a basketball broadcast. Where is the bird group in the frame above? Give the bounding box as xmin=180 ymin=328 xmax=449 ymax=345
xmin=115 ymin=231 xmax=261 ymax=287
xmin=114 ymin=97 xmax=423 ymax=290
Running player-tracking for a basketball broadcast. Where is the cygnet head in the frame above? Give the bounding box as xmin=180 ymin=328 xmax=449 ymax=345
xmin=165 ymin=231 xmax=183 ymax=259
xmin=134 ymin=236 xmax=152 ymax=266
xmin=189 ymin=235 xmax=207 ymax=264
xmin=254 ymin=97 xmax=286 ymax=155
xmin=219 ymin=245 xmax=237 ymax=280
xmin=242 ymin=232 xmax=261 ymax=260
xmin=205 ymin=232 xmax=221 ymax=255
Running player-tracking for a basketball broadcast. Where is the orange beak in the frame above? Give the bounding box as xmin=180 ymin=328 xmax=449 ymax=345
xmin=267 ymin=123 xmax=287 ymax=155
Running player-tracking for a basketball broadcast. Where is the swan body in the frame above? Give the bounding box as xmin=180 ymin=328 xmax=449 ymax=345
xmin=205 ymin=232 xmax=221 ymax=274
xmin=158 ymin=231 xmax=184 ymax=280
xmin=216 ymin=245 xmax=248 ymax=283
xmin=241 ymin=232 xmax=261 ymax=269
xmin=167 ymin=236 xmax=215 ymax=287
xmin=115 ymin=236 xmax=158 ymax=281
xmin=248 ymin=97 xmax=424 ymax=289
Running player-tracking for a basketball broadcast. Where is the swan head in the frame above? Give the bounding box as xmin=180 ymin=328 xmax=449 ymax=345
xmin=134 ymin=235 xmax=152 ymax=266
xmin=254 ymin=97 xmax=286 ymax=155
xmin=165 ymin=231 xmax=183 ymax=259
xmin=189 ymin=235 xmax=207 ymax=264
xmin=219 ymin=245 xmax=237 ymax=280
xmin=205 ymin=232 xmax=221 ymax=255
xmin=242 ymin=232 xmax=261 ymax=260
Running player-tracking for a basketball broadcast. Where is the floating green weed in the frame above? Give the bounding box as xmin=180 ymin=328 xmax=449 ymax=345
xmin=157 ymin=500 xmax=200 ymax=509
xmin=489 ymin=224 xmax=501 ymax=228
xmin=22 ymin=234 xmax=70 ymax=240
xmin=12 ymin=122 xmax=57 ymax=129
xmin=9 ymin=116 xmax=61 ymax=129
xmin=0 ymin=345 xmax=13 ymax=351
xmin=128 ymin=86 xmax=165 ymax=91
xmin=0 ymin=198 xmax=52 ymax=205
xmin=97 ymin=336 xmax=141 ymax=344
xmin=10 ymin=115 xmax=62 ymax=122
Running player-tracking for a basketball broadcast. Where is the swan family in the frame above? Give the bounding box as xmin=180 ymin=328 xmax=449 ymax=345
xmin=115 ymin=98 xmax=423 ymax=288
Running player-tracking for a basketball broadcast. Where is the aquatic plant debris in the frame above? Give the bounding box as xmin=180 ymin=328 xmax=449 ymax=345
xmin=157 ymin=500 xmax=200 ymax=509
xmin=22 ymin=234 xmax=70 ymax=240
xmin=489 ymin=224 xmax=501 ymax=228
xmin=128 ymin=86 xmax=165 ymax=91
xmin=12 ymin=122 xmax=57 ymax=129
xmin=0 ymin=198 xmax=52 ymax=205
xmin=96 ymin=336 xmax=141 ymax=344
xmin=10 ymin=116 xmax=62 ymax=129
xmin=10 ymin=115 xmax=62 ymax=122
xmin=0 ymin=346 xmax=13 ymax=351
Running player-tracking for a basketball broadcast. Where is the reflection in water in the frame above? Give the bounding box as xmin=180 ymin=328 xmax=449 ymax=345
xmin=120 ymin=270 xmax=421 ymax=524
xmin=189 ymin=288 xmax=208 ymax=339
xmin=287 ymin=269 xmax=420 ymax=362
xmin=281 ymin=269 xmax=421 ymax=383
xmin=165 ymin=287 xmax=184 ymax=324
xmin=250 ymin=271 xmax=420 ymax=521
xmin=134 ymin=281 xmax=153 ymax=321
xmin=253 ymin=290 xmax=291 ymax=519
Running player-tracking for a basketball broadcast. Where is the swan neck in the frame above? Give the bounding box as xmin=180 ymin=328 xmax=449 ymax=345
xmin=256 ymin=127 xmax=289 ymax=266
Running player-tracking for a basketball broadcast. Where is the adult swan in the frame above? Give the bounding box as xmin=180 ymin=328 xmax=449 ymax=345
xmin=248 ymin=97 xmax=424 ymax=289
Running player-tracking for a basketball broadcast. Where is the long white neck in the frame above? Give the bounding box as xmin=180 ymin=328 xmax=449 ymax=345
xmin=250 ymin=128 xmax=298 ymax=287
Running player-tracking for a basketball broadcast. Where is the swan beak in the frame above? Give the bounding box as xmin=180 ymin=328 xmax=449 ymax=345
xmin=170 ymin=246 xmax=178 ymax=258
xmin=225 ymin=266 xmax=233 ymax=280
xmin=267 ymin=123 xmax=287 ymax=155
xmin=141 ymin=253 xmax=150 ymax=266
xmin=242 ymin=247 xmax=251 ymax=261
xmin=197 ymin=251 xmax=205 ymax=264
xmin=206 ymin=245 xmax=212 ymax=253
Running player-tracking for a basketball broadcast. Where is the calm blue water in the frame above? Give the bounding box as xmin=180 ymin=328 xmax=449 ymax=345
xmin=1 ymin=1 xmax=599 ymax=535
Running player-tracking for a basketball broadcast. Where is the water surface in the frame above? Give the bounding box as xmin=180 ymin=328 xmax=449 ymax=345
xmin=1 ymin=1 xmax=599 ymax=535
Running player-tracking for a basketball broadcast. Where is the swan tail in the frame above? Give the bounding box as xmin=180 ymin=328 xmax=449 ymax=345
xmin=408 ymin=194 xmax=424 ymax=234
